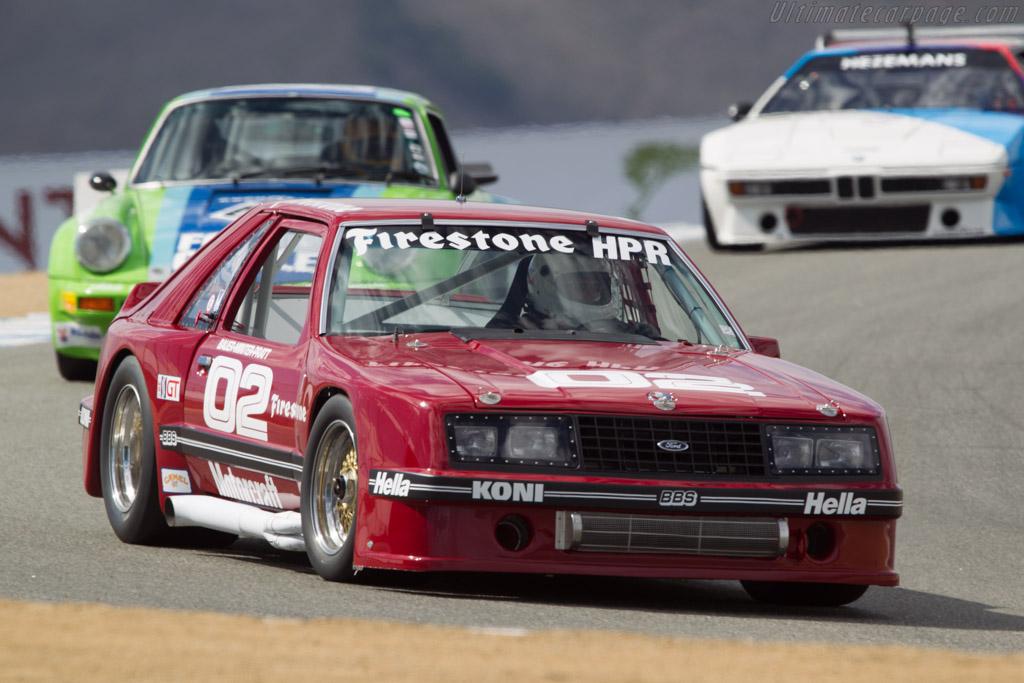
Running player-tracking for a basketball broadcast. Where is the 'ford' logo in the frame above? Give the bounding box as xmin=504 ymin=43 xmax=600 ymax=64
xmin=657 ymin=439 xmax=689 ymax=452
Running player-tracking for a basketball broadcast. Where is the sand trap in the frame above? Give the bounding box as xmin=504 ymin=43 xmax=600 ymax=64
xmin=1 ymin=598 xmax=1021 ymax=682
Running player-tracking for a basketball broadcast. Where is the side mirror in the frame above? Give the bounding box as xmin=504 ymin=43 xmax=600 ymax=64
xmin=448 ymin=169 xmax=477 ymax=196
xmin=89 ymin=171 xmax=117 ymax=193
xmin=748 ymin=335 xmax=780 ymax=358
xmin=462 ymin=162 xmax=499 ymax=186
xmin=728 ymin=102 xmax=753 ymax=122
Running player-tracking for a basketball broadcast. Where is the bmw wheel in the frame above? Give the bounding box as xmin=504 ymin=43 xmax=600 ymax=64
xmin=741 ymin=581 xmax=869 ymax=607
xmin=301 ymin=395 xmax=359 ymax=581
xmin=99 ymin=356 xmax=165 ymax=543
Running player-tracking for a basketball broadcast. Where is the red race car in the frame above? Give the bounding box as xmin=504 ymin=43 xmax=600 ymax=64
xmin=78 ymin=198 xmax=901 ymax=606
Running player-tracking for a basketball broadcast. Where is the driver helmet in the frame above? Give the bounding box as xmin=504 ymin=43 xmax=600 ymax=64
xmin=526 ymin=253 xmax=622 ymax=327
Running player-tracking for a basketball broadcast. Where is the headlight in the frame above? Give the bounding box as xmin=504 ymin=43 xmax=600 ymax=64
xmin=941 ymin=175 xmax=987 ymax=191
xmin=766 ymin=425 xmax=879 ymax=475
xmin=453 ymin=425 xmax=498 ymax=459
xmin=728 ymin=180 xmax=772 ymax=196
xmin=75 ymin=218 xmax=131 ymax=273
xmin=447 ymin=414 xmax=577 ymax=468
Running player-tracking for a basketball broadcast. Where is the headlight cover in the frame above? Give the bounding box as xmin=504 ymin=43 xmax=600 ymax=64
xmin=766 ymin=425 xmax=879 ymax=476
xmin=446 ymin=414 xmax=578 ymax=468
xmin=75 ymin=218 xmax=131 ymax=273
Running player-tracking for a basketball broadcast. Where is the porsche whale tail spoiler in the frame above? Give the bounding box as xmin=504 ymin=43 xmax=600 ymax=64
xmin=816 ymin=24 xmax=1024 ymax=50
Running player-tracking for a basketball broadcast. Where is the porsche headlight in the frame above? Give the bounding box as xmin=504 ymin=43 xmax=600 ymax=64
xmin=447 ymin=414 xmax=577 ymax=468
xmin=766 ymin=425 xmax=879 ymax=475
xmin=75 ymin=218 xmax=131 ymax=273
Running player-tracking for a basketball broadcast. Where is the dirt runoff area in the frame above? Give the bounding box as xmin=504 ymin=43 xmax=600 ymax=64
xmin=0 ymin=271 xmax=48 ymax=318
xmin=2 ymin=599 xmax=1022 ymax=682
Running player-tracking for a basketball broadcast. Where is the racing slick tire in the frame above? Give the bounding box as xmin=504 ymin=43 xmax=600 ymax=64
xmin=702 ymin=195 xmax=763 ymax=253
xmin=56 ymin=352 xmax=97 ymax=382
xmin=301 ymin=395 xmax=360 ymax=582
xmin=99 ymin=356 xmax=166 ymax=544
xmin=741 ymin=581 xmax=869 ymax=607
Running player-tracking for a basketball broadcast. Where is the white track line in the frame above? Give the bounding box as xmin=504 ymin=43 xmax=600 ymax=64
xmin=0 ymin=312 xmax=50 ymax=347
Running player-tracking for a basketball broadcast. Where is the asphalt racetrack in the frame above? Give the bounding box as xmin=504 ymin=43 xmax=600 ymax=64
xmin=2 ymin=239 xmax=1022 ymax=653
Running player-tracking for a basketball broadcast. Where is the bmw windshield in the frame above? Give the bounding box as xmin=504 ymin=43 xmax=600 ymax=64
xmin=761 ymin=49 xmax=1024 ymax=113
xmin=326 ymin=225 xmax=743 ymax=347
xmin=133 ymin=97 xmax=436 ymax=185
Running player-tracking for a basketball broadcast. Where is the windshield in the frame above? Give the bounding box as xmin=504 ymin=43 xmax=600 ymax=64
xmin=761 ymin=49 xmax=1024 ymax=114
xmin=326 ymin=225 xmax=743 ymax=347
xmin=134 ymin=97 xmax=436 ymax=185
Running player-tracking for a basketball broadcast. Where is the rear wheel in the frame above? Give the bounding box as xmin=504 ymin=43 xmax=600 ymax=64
xmin=99 ymin=356 xmax=165 ymax=543
xmin=741 ymin=581 xmax=869 ymax=607
xmin=56 ymin=352 xmax=97 ymax=381
xmin=301 ymin=395 xmax=360 ymax=582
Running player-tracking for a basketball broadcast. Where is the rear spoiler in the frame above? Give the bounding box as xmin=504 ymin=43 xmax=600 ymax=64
xmin=816 ymin=24 xmax=1024 ymax=50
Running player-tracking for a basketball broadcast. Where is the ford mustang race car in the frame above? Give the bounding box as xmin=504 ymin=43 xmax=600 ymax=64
xmin=78 ymin=198 xmax=901 ymax=606
xmin=701 ymin=25 xmax=1024 ymax=249
xmin=48 ymin=84 xmax=499 ymax=380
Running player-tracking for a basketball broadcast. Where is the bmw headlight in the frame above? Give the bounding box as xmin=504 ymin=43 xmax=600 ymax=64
xmin=75 ymin=218 xmax=131 ymax=273
xmin=447 ymin=414 xmax=578 ymax=468
xmin=766 ymin=425 xmax=879 ymax=475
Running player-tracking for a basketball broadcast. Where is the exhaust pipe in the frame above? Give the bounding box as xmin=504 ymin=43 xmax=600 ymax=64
xmin=166 ymin=495 xmax=305 ymax=552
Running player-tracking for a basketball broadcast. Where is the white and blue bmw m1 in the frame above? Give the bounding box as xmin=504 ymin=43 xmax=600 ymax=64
xmin=700 ymin=26 xmax=1024 ymax=249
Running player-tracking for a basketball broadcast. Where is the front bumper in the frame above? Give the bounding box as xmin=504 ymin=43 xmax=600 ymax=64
xmin=701 ymin=167 xmax=1013 ymax=245
xmin=48 ymin=278 xmax=133 ymax=359
xmin=356 ymin=469 xmax=901 ymax=585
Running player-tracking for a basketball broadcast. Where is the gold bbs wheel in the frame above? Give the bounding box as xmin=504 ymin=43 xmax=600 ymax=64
xmin=309 ymin=420 xmax=358 ymax=555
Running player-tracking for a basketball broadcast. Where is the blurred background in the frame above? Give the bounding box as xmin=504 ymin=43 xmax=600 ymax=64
xmin=0 ymin=0 xmax=1015 ymax=270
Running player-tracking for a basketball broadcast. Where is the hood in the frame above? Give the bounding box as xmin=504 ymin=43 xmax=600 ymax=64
xmin=330 ymin=334 xmax=882 ymax=421
xmin=701 ymin=109 xmax=1014 ymax=173
xmin=130 ymin=180 xmax=453 ymax=279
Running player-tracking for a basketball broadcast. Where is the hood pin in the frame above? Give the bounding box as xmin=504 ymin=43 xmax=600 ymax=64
xmin=479 ymin=391 xmax=502 ymax=405
xmin=816 ymin=403 xmax=839 ymax=417
xmin=647 ymin=391 xmax=676 ymax=411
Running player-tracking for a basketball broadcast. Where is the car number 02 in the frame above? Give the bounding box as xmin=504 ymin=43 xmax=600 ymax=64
xmin=203 ymin=356 xmax=273 ymax=441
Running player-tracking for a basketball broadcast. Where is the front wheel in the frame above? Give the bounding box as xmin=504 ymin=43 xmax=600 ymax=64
xmin=99 ymin=356 xmax=166 ymax=543
xmin=741 ymin=581 xmax=869 ymax=607
xmin=301 ymin=395 xmax=360 ymax=581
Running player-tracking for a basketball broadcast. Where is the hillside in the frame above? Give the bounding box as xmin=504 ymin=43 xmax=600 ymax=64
xmin=1 ymin=0 xmax=1017 ymax=154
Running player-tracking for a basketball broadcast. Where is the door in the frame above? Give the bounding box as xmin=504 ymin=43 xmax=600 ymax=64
xmin=180 ymin=219 xmax=327 ymax=510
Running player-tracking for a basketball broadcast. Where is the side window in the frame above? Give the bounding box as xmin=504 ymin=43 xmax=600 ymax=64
xmin=427 ymin=112 xmax=458 ymax=179
xmin=180 ymin=218 xmax=272 ymax=330
xmin=230 ymin=229 xmax=324 ymax=346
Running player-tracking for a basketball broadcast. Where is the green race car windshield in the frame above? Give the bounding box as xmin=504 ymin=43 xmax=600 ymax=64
xmin=133 ymin=98 xmax=436 ymax=185
xmin=326 ymin=226 xmax=743 ymax=347
xmin=762 ymin=49 xmax=1024 ymax=113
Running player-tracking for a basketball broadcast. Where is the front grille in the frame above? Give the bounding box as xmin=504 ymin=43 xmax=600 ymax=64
xmin=769 ymin=179 xmax=831 ymax=195
xmin=575 ymin=416 xmax=765 ymax=477
xmin=881 ymin=176 xmax=945 ymax=193
xmin=787 ymin=205 xmax=929 ymax=234
xmin=555 ymin=511 xmax=787 ymax=557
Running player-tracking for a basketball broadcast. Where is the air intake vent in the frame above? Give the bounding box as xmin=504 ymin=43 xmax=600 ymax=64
xmin=555 ymin=511 xmax=787 ymax=557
